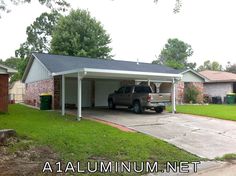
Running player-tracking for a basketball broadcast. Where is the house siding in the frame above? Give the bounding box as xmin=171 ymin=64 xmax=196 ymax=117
xmin=182 ymin=71 xmax=204 ymax=82
xmin=204 ymin=82 xmax=233 ymax=100
xmin=25 ymin=58 xmax=52 ymax=83
xmin=0 ymin=74 xmax=9 ymax=112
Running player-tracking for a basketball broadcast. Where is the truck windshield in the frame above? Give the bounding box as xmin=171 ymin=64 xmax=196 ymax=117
xmin=134 ymin=86 xmax=152 ymax=93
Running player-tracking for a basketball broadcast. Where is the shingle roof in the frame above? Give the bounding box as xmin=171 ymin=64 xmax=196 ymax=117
xmin=33 ymin=53 xmax=180 ymax=74
xmin=199 ymin=70 xmax=236 ymax=82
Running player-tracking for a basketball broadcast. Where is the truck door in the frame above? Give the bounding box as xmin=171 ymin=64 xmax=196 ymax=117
xmin=113 ymin=87 xmax=125 ymax=105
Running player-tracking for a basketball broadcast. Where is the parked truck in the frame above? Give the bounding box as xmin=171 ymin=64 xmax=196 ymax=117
xmin=108 ymin=85 xmax=171 ymax=114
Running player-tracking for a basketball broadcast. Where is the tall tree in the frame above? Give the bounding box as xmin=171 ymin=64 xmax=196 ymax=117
xmin=15 ymin=11 xmax=61 ymax=58
xmin=51 ymin=9 xmax=112 ymax=59
xmin=226 ymin=61 xmax=236 ymax=74
xmin=0 ymin=0 xmax=69 ymax=18
xmin=198 ymin=60 xmax=223 ymax=71
xmin=152 ymin=38 xmax=195 ymax=69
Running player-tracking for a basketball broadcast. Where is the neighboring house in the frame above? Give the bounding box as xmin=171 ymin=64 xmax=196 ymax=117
xmin=9 ymin=80 xmax=25 ymax=103
xmin=0 ymin=64 xmax=17 ymax=113
xmin=200 ymin=70 xmax=236 ymax=102
xmin=175 ymin=69 xmax=207 ymax=104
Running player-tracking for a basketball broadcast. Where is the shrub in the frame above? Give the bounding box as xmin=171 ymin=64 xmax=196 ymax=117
xmin=185 ymin=85 xmax=200 ymax=104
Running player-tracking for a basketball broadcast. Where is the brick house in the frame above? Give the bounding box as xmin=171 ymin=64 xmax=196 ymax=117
xmin=22 ymin=53 xmax=206 ymax=119
xmin=200 ymin=70 xmax=236 ymax=102
xmin=0 ymin=64 xmax=17 ymax=113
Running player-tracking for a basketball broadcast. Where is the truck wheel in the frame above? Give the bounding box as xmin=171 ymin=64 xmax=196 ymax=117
xmin=108 ymin=99 xmax=116 ymax=109
xmin=133 ymin=101 xmax=143 ymax=114
xmin=155 ymin=107 xmax=164 ymax=113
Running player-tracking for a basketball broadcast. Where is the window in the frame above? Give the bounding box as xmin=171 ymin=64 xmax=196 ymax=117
xmin=134 ymin=86 xmax=152 ymax=93
xmin=125 ymin=86 xmax=132 ymax=93
xmin=117 ymin=87 xmax=125 ymax=94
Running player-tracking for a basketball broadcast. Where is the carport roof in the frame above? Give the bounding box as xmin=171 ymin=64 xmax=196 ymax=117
xmin=32 ymin=53 xmax=180 ymax=75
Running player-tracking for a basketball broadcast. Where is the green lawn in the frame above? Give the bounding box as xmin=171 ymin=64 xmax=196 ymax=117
xmin=167 ymin=104 xmax=236 ymax=121
xmin=0 ymin=104 xmax=199 ymax=171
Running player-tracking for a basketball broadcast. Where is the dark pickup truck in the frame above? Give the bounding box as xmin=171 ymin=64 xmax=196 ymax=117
xmin=108 ymin=85 xmax=171 ymax=113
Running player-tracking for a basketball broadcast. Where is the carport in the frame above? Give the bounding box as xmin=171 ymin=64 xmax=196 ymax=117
xmin=53 ymin=68 xmax=182 ymax=120
xmin=23 ymin=53 xmax=183 ymax=120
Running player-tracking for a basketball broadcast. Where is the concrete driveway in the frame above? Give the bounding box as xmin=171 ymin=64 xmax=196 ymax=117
xmin=83 ymin=108 xmax=236 ymax=159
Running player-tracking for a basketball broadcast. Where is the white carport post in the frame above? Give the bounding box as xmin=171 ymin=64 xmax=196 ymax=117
xmin=172 ymin=78 xmax=176 ymax=114
xmin=61 ymin=74 xmax=65 ymax=116
xmin=77 ymin=72 xmax=82 ymax=121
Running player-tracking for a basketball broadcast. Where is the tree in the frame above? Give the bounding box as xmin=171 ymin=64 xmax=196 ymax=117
xmin=226 ymin=62 xmax=236 ymax=74
xmin=198 ymin=60 xmax=223 ymax=71
xmin=152 ymin=38 xmax=195 ymax=69
xmin=0 ymin=0 xmax=69 ymax=18
xmin=15 ymin=11 xmax=61 ymax=58
xmin=51 ymin=9 xmax=112 ymax=59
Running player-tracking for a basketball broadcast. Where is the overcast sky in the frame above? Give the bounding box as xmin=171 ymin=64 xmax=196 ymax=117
xmin=0 ymin=0 xmax=236 ymax=67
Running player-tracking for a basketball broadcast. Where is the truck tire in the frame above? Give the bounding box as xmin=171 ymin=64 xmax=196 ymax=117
xmin=155 ymin=107 xmax=164 ymax=113
xmin=133 ymin=101 xmax=143 ymax=114
xmin=108 ymin=99 xmax=116 ymax=109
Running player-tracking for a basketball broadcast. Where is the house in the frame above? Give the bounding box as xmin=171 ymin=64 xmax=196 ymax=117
xmin=175 ymin=69 xmax=207 ymax=104
xmin=9 ymin=80 xmax=25 ymax=103
xmin=22 ymin=53 xmax=205 ymax=119
xmin=0 ymin=64 xmax=17 ymax=113
xmin=200 ymin=70 xmax=236 ymax=102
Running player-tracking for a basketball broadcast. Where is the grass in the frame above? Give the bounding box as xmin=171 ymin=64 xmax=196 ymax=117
xmin=167 ymin=104 xmax=236 ymax=121
xmin=216 ymin=153 xmax=236 ymax=161
xmin=0 ymin=104 xmax=200 ymax=172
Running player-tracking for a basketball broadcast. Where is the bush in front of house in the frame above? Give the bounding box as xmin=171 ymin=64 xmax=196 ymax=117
xmin=185 ymin=85 xmax=200 ymax=104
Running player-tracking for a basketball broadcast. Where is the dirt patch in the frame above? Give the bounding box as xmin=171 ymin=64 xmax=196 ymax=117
xmin=0 ymin=137 xmax=59 ymax=176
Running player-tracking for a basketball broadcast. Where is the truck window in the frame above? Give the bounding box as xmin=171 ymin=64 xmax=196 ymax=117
xmin=125 ymin=86 xmax=132 ymax=93
xmin=117 ymin=87 xmax=125 ymax=94
xmin=134 ymin=86 xmax=152 ymax=93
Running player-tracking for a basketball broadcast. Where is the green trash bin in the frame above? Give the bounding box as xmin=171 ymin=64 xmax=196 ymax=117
xmin=40 ymin=93 xmax=52 ymax=110
xmin=226 ymin=93 xmax=236 ymax=104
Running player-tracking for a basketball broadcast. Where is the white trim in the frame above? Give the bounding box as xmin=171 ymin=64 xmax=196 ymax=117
xmin=52 ymin=68 xmax=182 ymax=79
xmin=172 ymin=78 xmax=176 ymax=114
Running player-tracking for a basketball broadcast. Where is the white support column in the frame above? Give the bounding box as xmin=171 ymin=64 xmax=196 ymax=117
xmin=62 ymin=74 xmax=65 ymax=116
xmin=147 ymin=79 xmax=151 ymax=86
xmin=172 ymin=78 xmax=176 ymax=114
xmin=77 ymin=73 xmax=82 ymax=121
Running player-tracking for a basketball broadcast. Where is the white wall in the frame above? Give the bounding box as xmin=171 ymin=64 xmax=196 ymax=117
xmin=65 ymin=78 xmax=92 ymax=108
xmin=182 ymin=71 xmax=204 ymax=82
xmin=95 ymin=80 xmax=120 ymax=107
xmin=25 ymin=59 xmax=52 ymax=83
xmin=204 ymin=82 xmax=233 ymax=100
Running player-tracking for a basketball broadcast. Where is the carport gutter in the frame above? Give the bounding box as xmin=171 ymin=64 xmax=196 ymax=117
xmin=52 ymin=68 xmax=182 ymax=80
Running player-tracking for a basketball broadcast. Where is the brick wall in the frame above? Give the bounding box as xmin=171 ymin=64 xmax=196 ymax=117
xmin=176 ymin=81 xmax=184 ymax=104
xmin=0 ymin=74 xmax=9 ymax=112
xmin=176 ymin=82 xmax=204 ymax=104
xmin=24 ymin=79 xmax=54 ymax=107
xmin=53 ymin=76 xmax=61 ymax=109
